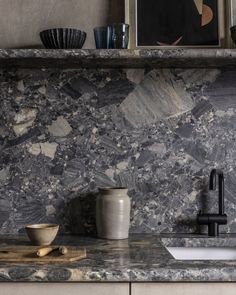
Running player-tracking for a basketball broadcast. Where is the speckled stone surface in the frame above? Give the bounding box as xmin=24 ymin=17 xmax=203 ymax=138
xmin=1 ymin=234 xmax=236 ymax=282
xmin=0 ymin=49 xmax=236 ymax=68
xmin=1 ymin=67 xmax=236 ymax=234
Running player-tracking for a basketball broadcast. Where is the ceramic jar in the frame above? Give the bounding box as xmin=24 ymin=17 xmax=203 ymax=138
xmin=96 ymin=187 xmax=131 ymax=240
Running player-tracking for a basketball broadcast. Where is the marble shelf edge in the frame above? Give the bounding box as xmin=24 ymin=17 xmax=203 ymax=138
xmin=0 ymin=48 xmax=236 ymax=68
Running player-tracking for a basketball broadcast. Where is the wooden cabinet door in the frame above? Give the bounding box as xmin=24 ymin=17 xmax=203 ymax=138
xmin=132 ymin=283 xmax=236 ymax=295
xmin=0 ymin=283 xmax=129 ymax=295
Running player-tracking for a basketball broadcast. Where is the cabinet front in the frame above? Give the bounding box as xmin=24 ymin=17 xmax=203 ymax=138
xmin=1 ymin=283 xmax=129 ymax=295
xmin=132 ymin=283 xmax=236 ymax=295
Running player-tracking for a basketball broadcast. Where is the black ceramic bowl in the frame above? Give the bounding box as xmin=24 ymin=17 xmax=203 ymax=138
xmin=40 ymin=28 xmax=87 ymax=49
xmin=230 ymin=26 xmax=236 ymax=45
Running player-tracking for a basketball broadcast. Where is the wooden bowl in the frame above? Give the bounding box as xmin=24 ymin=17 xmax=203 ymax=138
xmin=25 ymin=224 xmax=59 ymax=246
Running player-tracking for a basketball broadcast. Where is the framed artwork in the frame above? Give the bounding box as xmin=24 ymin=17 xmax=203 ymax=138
xmin=125 ymin=0 xmax=232 ymax=48
xmin=229 ymin=0 xmax=236 ymax=47
xmin=230 ymin=0 xmax=236 ymax=25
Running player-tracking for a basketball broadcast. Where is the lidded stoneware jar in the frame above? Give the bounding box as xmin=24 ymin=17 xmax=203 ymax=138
xmin=96 ymin=187 xmax=131 ymax=240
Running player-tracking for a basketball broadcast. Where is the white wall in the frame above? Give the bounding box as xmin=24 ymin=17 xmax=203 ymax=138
xmin=0 ymin=0 xmax=124 ymax=49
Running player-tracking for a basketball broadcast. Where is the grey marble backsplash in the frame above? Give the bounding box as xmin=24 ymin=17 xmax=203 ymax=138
xmin=0 ymin=67 xmax=236 ymax=234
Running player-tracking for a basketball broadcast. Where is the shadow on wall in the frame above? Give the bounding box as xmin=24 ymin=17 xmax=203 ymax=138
xmin=108 ymin=0 xmax=125 ymax=23
xmin=10 ymin=45 xmax=45 ymax=49
xmin=199 ymin=180 xmax=211 ymax=215
xmin=174 ymin=218 xmax=199 ymax=234
xmin=65 ymin=192 xmax=98 ymax=235
xmin=173 ymin=179 xmax=210 ymax=234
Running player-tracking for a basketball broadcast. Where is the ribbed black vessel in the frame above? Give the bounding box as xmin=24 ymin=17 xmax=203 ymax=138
xmin=40 ymin=28 xmax=87 ymax=49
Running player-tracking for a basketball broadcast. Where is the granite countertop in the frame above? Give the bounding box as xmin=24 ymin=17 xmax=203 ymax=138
xmin=1 ymin=48 xmax=236 ymax=68
xmin=1 ymin=234 xmax=236 ymax=282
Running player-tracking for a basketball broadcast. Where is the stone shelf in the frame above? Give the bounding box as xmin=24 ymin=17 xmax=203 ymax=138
xmin=0 ymin=48 xmax=236 ymax=68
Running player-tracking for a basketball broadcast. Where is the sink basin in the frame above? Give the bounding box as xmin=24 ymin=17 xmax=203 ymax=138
xmin=166 ymin=247 xmax=236 ymax=260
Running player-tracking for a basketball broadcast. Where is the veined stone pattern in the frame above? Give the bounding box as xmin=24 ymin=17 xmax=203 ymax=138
xmin=0 ymin=67 xmax=235 ymax=234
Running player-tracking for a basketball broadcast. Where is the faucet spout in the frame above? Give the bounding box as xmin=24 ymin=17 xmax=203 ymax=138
xmin=209 ymin=169 xmax=224 ymax=215
xmin=197 ymin=169 xmax=227 ymax=237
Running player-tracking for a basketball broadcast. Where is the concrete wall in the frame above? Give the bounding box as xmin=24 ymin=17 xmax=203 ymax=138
xmin=0 ymin=0 xmax=124 ymax=49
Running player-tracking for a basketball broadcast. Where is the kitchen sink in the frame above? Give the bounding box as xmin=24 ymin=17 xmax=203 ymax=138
xmin=166 ymin=247 xmax=236 ymax=260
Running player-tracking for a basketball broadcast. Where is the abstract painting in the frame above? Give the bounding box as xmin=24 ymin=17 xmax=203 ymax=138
xmin=136 ymin=0 xmax=219 ymax=47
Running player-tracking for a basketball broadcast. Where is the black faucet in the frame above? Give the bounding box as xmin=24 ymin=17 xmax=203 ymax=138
xmin=197 ymin=169 xmax=227 ymax=237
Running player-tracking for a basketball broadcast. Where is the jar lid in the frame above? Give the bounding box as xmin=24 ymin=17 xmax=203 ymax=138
xmin=99 ymin=187 xmax=128 ymax=194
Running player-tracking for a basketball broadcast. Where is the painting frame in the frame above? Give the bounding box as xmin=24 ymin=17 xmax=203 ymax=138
xmin=229 ymin=0 xmax=236 ymax=46
xmin=230 ymin=0 xmax=236 ymax=25
xmin=125 ymin=0 xmax=232 ymax=49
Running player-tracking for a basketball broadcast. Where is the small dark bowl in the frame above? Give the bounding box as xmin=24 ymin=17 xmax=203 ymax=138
xmin=40 ymin=28 xmax=87 ymax=49
xmin=230 ymin=26 xmax=236 ymax=45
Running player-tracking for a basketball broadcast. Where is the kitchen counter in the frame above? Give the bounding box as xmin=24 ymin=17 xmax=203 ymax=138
xmin=1 ymin=49 xmax=236 ymax=69
xmin=1 ymin=234 xmax=236 ymax=282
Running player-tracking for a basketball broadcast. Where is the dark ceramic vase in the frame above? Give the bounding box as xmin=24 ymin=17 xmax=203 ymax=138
xmin=40 ymin=28 xmax=87 ymax=49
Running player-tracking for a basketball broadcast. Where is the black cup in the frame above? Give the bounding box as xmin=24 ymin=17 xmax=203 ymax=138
xmin=94 ymin=26 xmax=112 ymax=49
xmin=111 ymin=23 xmax=129 ymax=49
